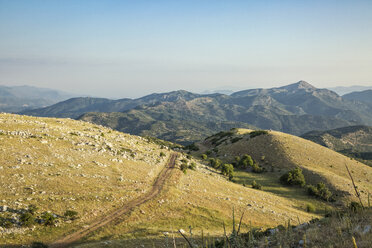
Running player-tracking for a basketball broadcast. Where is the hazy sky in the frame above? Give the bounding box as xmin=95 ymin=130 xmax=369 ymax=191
xmin=1 ymin=0 xmax=372 ymax=98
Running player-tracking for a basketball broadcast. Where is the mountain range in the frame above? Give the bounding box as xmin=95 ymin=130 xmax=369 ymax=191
xmin=0 ymin=85 xmax=77 ymax=112
xmin=19 ymin=81 xmax=372 ymax=144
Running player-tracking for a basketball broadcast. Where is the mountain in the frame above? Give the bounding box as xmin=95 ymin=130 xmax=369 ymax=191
xmin=21 ymin=81 xmax=372 ymax=144
xmin=0 ymin=85 xmax=77 ymax=112
xmin=302 ymin=125 xmax=372 ymax=166
xmin=328 ymin=85 xmax=372 ymax=95
xmin=343 ymin=90 xmax=372 ymax=104
xmin=0 ymin=113 xmax=326 ymax=246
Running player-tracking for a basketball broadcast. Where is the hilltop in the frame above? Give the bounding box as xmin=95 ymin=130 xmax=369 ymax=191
xmin=302 ymin=125 xmax=372 ymax=166
xmin=21 ymin=81 xmax=372 ymax=144
xmin=0 ymin=114 xmax=329 ymax=247
xmin=194 ymin=128 xmax=372 ymax=206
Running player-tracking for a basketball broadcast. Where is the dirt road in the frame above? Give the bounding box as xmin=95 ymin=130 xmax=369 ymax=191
xmin=50 ymin=153 xmax=178 ymax=248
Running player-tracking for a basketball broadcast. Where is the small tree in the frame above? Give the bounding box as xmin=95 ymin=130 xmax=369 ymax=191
xmin=280 ymin=168 xmax=306 ymax=187
xmin=221 ymin=164 xmax=234 ymax=179
xmin=201 ymin=154 xmax=208 ymax=160
xmin=251 ymin=180 xmax=262 ymax=190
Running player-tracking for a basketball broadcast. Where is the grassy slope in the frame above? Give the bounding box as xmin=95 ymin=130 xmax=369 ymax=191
xmin=0 ymin=113 xmax=170 ymax=245
xmin=0 ymin=114 xmax=322 ymax=247
xmin=196 ymin=129 xmax=372 ymax=206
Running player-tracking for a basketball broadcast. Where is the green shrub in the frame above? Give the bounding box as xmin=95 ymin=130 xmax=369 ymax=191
xmin=159 ymin=152 xmax=166 ymax=157
xmin=188 ymin=162 xmax=196 ymax=170
xmin=349 ymin=201 xmax=363 ymax=213
xmin=64 ymin=210 xmax=79 ymax=220
xmin=252 ymin=180 xmax=262 ymax=190
xmin=280 ymin=168 xmax=306 ymax=187
xmin=180 ymin=163 xmax=188 ymax=174
xmin=306 ymin=203 xmax=316 ymax=213
xmin=252 ymin=163 xmax=265 ymax=173
xmin=249 ymin=130 xmax=268 ymax=138
xmin=307 ymin=182 xmax=333 ymax=201
xmin=210 ymin=158 xmax=222 ymax=169
xmin=231 ymin=137 xmax=242 ymax=143
xmin=27 ymin=204 xmax=38 ymax=215
xmin=20 ymin=212 xmax=35 ymax=227
xmin=201 ymin=154 xmax=208 ymax=160
xmin=221 ymin=164 xmax=234 ymax=179
xmin=41 ymin=212 xmax=56 ymax=226
xmin=185 ymin=143 xmax=199 ymax=151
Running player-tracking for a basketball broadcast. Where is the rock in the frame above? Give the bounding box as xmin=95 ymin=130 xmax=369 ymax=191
xmin=0 ymin=205 xmax=8 ymax=212
xmin=299 ymin=240 xmax=304 ymax=246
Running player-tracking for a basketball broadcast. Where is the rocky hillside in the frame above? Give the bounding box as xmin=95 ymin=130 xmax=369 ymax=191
xmin=302 ymin=125 xmax=372 ymax=166
xmin=0 ymin=114 xmax=326 ymax=246
xmin=20 ymin=81 xmax=372 ymax=144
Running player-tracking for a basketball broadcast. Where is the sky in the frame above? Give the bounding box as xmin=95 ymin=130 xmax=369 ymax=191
xmin=0 ymin=0 xmax=372 ymax=98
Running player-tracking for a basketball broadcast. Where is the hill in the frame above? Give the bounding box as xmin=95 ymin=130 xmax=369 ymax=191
xmin=21 ymin=81 xmax=372 ymax=144
xmin=0 ymin=114 xmax=329 ymax=247
xmin=0 ymin=85 xmax=76 ymax=112
xmin=302 ymin=125 xmax=372 ymax=166
xmin=194 ymin=128 xmax=372 ymax=207
xmin=343 ymin=90 xmax=372 ymax=104
xmin=328 ymin=85 xmax=372 ymax=96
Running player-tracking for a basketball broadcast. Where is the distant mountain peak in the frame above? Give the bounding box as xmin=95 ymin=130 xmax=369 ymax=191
xmin=281 ymin=81 xmax=316 ymax=91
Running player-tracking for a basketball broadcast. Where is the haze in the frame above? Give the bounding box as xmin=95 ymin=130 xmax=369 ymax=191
xmin=0 ymin=0 xmax=372 ymax=98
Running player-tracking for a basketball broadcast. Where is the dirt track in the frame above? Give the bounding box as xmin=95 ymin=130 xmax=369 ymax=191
xmin=50 ymin=153 xmax=178 ymax=248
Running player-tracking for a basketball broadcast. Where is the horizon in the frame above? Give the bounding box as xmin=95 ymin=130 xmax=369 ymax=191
xmin=1 ymin=0 xmax=372 ymax=98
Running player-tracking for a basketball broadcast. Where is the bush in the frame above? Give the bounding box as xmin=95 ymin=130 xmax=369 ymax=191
xmin=31 ymin=242 xmax=48 ymax=248
xmin=349 ymin=201 xmax=363 ymax=213
xmin=180 ymin=163 xmax=188 ymax=174
xmin=252 ymin=163 xmax=265 ymax=173
xmin=221 ymin=164 xmax=234 ymax=179
xmin=159 ymin=152 xmax=166 ymax=157
xmin=64 ymin=210 xmax=79 ymax=220
xmin=27 ymin=204 xmax=38 ymax=215
xmin=252 ymin=180 xmax=262 ymax=190
xmin=20 ymin=212 xmax=35 ymax=227
xmin=249 ymin=130 xmax=268 ymax=138
xmin=306 ymin=203 xmax=316 ymax=213
xmin=201 ymin=154 xmax=208 ymax=160
xmin=307 ymin=182 xmax=333 ymax=201
xmin=231 ymin=137 xmax=242 ymax=143
xmin=185 ymin=143 xmax=199 ymax=151
xmin=210 ymin=158 xmax=222 ymax=169
xmin=188 ymin=162 xmax=196 ymax=170
xmin=280 ymin=168 xmax=306 ymax=187
xmin=41 ymin=212 xmax=56 ymax=226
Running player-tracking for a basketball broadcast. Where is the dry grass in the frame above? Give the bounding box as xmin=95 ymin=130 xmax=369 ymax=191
xmin=0 ymin=113 xmax=169 ymax=245
xmin=199 ymin=128 xmax=372 ymax=206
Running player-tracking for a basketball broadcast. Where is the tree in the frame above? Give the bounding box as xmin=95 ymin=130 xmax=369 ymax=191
xmin=221 ymin=164 xmax=234 ymax=179
xmin=280 ymin=168 xmax=306 ymax=187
